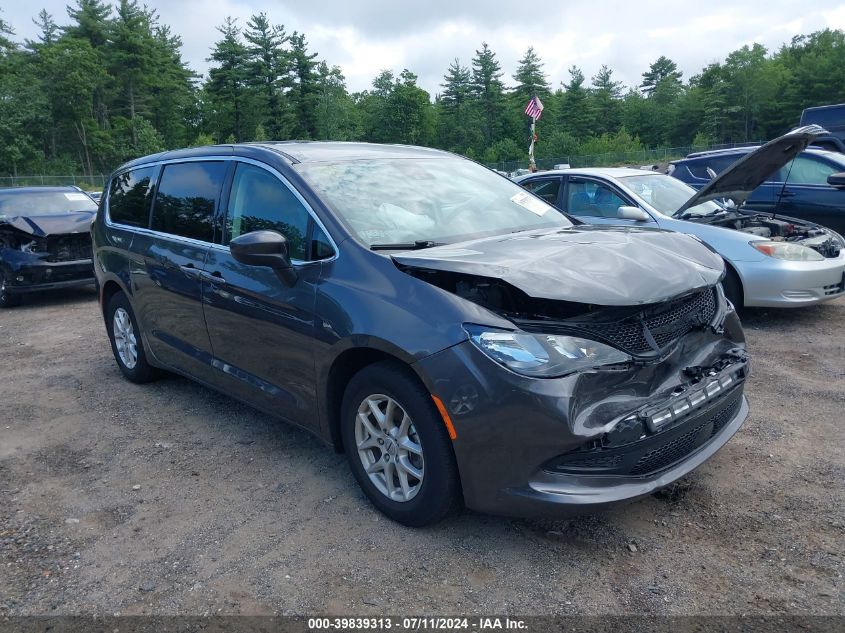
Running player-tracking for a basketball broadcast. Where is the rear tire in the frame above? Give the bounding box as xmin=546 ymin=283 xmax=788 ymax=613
xmin=106 ymin=291 xmax=159 ymax=383
xmin=722 ymin=267 xmax=743 ymax=311
xmin=341 ymin=361 xmax=461 ymax=527
xmin=0 ymin=275 xmax=22 ymax=308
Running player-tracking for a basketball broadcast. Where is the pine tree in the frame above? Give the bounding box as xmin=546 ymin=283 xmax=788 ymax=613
xmin=559 ymin=66 xmax=593 ymax=139
xmin=288 ymin=32 xmax=318 ymax=138
xmin=641 ymin=56 xmax=683 ymax=95
xmin=244 ymin=12 xmax=290 ymax=139
xmin=512 ymin=46 xmax=550 ymax=104
xmin=471 ymin=42 xmax=506 ymax=147
xmin=31 ymin=10 xmax=59 ymax=47
xmin=206 ymin=17 xmax=250 ymax=142
xmin=108 ymin=0 xmax=158 ymax=144
xmin=65 ymin=0 xmax=112 ymax=48
xmin=439 ymin=58 xmax=473 ymax=150
xmin=590 ymin=64 xmax=623 ymax=135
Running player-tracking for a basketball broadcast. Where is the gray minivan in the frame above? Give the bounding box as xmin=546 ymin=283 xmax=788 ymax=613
xmin=92 ymin=142 xmax=749 ymax=526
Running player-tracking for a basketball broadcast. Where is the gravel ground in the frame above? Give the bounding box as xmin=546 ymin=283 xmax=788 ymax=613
xmin=0 ymin=288 xmax=843 ymax=616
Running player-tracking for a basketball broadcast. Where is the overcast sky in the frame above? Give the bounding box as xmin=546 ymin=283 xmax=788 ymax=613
xmin=4 ymin=0 xmax=845 ymax=96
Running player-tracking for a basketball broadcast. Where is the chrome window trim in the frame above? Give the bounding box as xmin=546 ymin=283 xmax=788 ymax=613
xmin=104 ymin=155 xmax=339 ymax=265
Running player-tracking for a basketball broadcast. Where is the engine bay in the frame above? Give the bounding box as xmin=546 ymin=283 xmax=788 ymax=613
xmin=694 ymin=211 xmax=842 ymax=258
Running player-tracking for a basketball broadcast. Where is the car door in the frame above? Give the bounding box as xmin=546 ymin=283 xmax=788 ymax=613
xmin=770 ymin=155 xmax=845 ymax=234
xmin=201 ymin=160 xmax=334 ymax=430
xmin=129 ymin=160 xmax=227 ymax=383
xmin=562 ymin=176 xmax=657 ymax=226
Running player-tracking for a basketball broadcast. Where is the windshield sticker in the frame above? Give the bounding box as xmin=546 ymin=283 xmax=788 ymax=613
xmin=64 ymin=193 xmax=90 ymax=201
xmin=510 ymin=191 xmax=551 ymax=216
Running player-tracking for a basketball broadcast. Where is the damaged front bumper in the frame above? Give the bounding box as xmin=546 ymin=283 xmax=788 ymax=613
xmin=418 ymin=309 xmax=749 ymax=518
xmin=0 ymin=247 xmax=95 ymax=293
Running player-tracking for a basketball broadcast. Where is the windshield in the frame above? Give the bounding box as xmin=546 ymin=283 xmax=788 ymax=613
xmin=295 ymin=157 xmax=571 ymax=247
xmin=620 ymin=174 xmax=724 ymax=217
xmin=0 ymin=191 xmax=98 ymax=216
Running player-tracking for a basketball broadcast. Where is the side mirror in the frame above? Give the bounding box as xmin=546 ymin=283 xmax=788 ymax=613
xmin=230 ymin=230 xmax=297 ymax=286
xmin=827 ymin=172 xmax=845 ymax=188
xmin=617 ymin=206 xmax=650 ymax=222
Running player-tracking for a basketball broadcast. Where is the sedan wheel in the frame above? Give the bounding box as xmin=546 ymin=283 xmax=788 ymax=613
xmin=355 ymin=394 xmax=425 ymax=502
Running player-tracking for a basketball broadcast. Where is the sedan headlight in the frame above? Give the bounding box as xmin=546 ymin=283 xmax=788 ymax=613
xmin=750 ymin=241 xmax=824 ymax=261
xmin=464 ymin=324 xmax=631 ymax=378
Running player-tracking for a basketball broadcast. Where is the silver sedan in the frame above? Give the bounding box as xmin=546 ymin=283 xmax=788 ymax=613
xmin=516 ymin=128 xmax=845 ymax=308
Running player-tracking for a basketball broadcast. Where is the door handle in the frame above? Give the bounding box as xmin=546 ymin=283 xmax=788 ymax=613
xmin=179 ymin=263 xmax=202 ymax=278
xmin=779 ymin=189 xmax=796 ymax=198
xmin=200 ymin=270 xmax=227 ymax=284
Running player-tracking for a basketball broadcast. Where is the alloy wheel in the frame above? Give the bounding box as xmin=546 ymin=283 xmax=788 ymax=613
xmin=112 ymin=307 xmax=138 ymax=369
xmin=355 ymin=394 xmax=425 ymax=502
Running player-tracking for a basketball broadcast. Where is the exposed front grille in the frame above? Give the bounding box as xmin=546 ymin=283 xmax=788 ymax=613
xmin=46 ymin=234 xmax=92 ymax=262
xmin=544 ymin=386 xmax=743 ymax=478
xmin=568 ymin=288 xmax=718 ymax=356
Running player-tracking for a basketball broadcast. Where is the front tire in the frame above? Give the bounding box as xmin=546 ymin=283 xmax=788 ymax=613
xmin=106 ymin=291 xmax=159 ymax=383
xmin=341 ymin=361 xmax=461 ymax=527
xmin=722 ymin=267 xmax=743 ymax=311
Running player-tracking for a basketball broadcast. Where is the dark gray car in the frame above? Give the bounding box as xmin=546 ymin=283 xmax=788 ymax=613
xmin=92 ymin=142 xmax=749 ymax=526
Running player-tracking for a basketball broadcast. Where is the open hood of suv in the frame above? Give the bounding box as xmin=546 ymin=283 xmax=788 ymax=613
xmin=676 ymin=125 xmax=827 ymax=214
xmin=392 ymin=226 xmax=724 ymax=306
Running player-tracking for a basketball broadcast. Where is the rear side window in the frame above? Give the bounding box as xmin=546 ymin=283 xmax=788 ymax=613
xmin=151 ymin=161 xmax=226 ymax=242
xmin=108 ymin=166 xmax=157 ymax=227
xmin=522 ymin=178 xmax=561 ymax=205
xmin=225 ymin=163 xmax=311 ymax=260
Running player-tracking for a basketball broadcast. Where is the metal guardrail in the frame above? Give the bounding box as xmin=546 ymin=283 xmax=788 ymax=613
xmin=0 ymin=175 xmax=107 ymax=190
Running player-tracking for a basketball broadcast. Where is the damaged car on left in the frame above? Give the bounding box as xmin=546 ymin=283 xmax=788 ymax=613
xmin=0 ymin=186 xmax=98 ymax=308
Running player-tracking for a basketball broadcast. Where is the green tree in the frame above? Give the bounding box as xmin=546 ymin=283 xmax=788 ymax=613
xmin=244 ymin=12 xmax=290 ymax=139
xmin=558 ymin=66 xmax=592 ymax=139
xmin=288 ymin=32 xmax=319 ymax=138
xmin=512 ymin=46 xmax=550 ymax=104
xmin=641 ymin=55 xmax=682 ymax=95
xmin=64 ymin=0 xmax=111 ymax=48
xmin=314 ymin=62 xmax=358 ymax=140
xmin=206 ymin=17 xmax=250 ymax=142
xmin=438 ymin=58 xmax=477 ymax=151
xmin=470 ymin=42 xmax=506 ymax=148
xmin=590 ymin=64 xmax=623 ymax=135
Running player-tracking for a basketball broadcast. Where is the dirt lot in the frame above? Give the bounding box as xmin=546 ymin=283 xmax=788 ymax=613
xmin=0 ymin=288 xmax=843 ymax=616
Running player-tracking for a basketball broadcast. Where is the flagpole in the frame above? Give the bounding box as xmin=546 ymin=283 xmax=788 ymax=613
xmin=529 ymin=115 xmax=537 ymax=172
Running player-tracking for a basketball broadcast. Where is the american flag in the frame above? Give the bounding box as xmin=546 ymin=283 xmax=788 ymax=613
xmin=524 ymin=96 xmax=544 ymax=120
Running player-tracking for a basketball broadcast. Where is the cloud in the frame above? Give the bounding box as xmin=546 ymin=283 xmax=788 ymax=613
xmin=5 ymin=0 xmax=845 ymax=96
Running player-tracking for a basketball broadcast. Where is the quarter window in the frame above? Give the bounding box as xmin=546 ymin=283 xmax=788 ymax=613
xmin=225 ymin=163 xmax=311 ymax=260
xmin=151 ymin=161 xmax=226 ymax=242
xmin=108 ymin=166 xmax=157 ymax=227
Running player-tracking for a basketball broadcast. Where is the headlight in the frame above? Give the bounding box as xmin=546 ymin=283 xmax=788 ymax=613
xmin=464 ymin=324 xmax=631 ymax=378
xmin=750 ymin=241 xmax=824 ymax=261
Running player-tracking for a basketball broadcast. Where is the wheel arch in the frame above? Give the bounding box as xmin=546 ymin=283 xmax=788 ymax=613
xmin=322 ymin=343 xmax=433 ymax=453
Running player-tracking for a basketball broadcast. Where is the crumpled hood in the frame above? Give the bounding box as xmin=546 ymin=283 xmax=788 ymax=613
xmin=676 ymin=124 xmax=827 ymax=214
xmin=0 ymin=212 xmax=95 ymax=237
xmin=392 ymin=226 xmax=725 ymax=306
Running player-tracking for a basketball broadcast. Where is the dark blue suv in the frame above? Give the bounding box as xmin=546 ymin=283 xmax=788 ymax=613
xmin=670 ymin=147 xmax=845 ymax=235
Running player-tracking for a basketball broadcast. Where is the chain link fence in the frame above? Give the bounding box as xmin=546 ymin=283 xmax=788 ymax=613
xmin=487 ymin=141 xmax=764 ymax=174
xmin=0 ymin=174 xmax=107 ymax=190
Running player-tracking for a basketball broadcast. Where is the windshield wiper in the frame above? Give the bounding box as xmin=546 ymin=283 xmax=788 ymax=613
xmin=369 ymin=240 xmax=444 ymax=251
